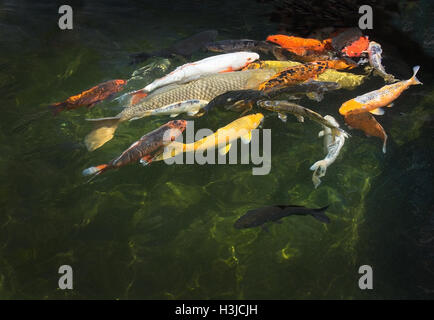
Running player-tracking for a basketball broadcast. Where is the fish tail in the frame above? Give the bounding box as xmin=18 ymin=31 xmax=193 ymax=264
xmin=82 ymin=164 xmax=109 ymax=176
xmin=411 ymin=65 xmax=422 ymax=85
xmin=84 ymin=117 xmax=121 ymax=151
xmin=310 ymin=205 xmax=330 ymax=223
xmin=382 ymin=133 xmax=388 ymax=154
xmin=309 ymin=160 xmax=327 ymax=173
xmin=48 ymin=102 xmax=67 ymax=116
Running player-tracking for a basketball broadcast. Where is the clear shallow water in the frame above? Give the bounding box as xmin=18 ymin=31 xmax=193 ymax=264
xmin=0 ymin=0 xmax=433 ymax=299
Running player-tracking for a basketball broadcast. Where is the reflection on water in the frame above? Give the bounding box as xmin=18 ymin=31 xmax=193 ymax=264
xmin=0 ymin=0 xmax=433 ymax=299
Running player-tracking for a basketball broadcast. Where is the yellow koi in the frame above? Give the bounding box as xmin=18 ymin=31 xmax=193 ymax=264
xmin=155 ymin=113 xmax=264 ymax=160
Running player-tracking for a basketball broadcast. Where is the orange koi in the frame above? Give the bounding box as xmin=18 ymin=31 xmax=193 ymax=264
xmin=339 ymin=66 xmax=422 ymax=116
xmin=258 ymin=60 xmax=356 ymax=91
xmin=266 ymin=35 xmax=332 ymax=56
xmin=344 ymin=111 xmax=388 ymax=153
xmin=341 ymin=36 xmax=369 ymax=57
xmin=49 ymin=79 xmax=127 ymax=115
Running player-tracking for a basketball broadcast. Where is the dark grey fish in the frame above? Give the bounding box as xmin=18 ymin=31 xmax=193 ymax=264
xmin=234 ymin=205 xmax=330 ymax=229
xmin=130 ymin=30 xmax=218 ymax=64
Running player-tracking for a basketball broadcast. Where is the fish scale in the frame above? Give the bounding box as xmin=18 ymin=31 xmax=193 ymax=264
xmin=118 ymin=69 xmax=276 ymax=120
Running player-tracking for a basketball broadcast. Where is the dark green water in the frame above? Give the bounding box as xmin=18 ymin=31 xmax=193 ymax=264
xmin=0 ymin=0 xmax=433 ymax=299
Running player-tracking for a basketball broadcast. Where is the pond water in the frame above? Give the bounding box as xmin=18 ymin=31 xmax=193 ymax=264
xmin=0 ymin=0 xmax=433 ymax=299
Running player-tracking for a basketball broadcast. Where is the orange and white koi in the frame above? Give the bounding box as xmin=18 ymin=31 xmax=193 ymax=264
xmin=339 ymin=66 xmax=422 ymax=116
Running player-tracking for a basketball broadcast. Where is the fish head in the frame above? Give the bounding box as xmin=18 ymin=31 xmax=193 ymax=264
xmin=324 ymin=115 xmax=339 ymax=127
xmin=234 ymin=214 xmax=255 ymax=229
xmin=266 ymin=34 xmax=290 ymax=47
xmin=247 ymin=113 xmax=265 ymax=129
xmin=205 ymin=41 xmax=224 ymax=52
xmin=244 ymin=52 xmax=260 ymax=66
xmin=231 ymin=52 xmax=260 ymax=70
xmin=367 ymin=41 xmax=382 ymax=55
xmin=339 ymin=99 xmax=364 ymax=116
xmin=256 ymin=100 xmax=277 ymax=110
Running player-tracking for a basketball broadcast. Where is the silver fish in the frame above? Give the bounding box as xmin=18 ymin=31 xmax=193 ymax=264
xmin=367 ymin=41 xmax=397 ymax=83
xmin=310 ymin=115 xmax=348 ymax=188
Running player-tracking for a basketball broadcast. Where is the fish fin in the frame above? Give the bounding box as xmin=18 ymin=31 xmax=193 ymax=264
xmin=218 ymin=143 xmax=232 ymax=156
xmin=48 ymin=102 xmax=67 ymax=116
xmin=84 ymin=117 xmax=121 ymax=151
xmin=382 ymin=134 xmax=388 ymax=154
xmin=139 ymin=154 xmax=155 ymax=166
xmin=129 ymin=89 xmax=148 ymax=105
xmin=218 ymin=66 xmax=234 ymax=73
xmin=294 ymin=114 xmax=304 ymax=122
xmin=241 ymin=131 xmax=252 ymax=144
xmin=318 ymin=130 xmax=325 ymax=137
xmin=82 ymin=164 xmax=109 ymax=176
xmin=187 ymin=109 xmax=200 ymax=116
xmin=310 ymin=160 xmax=327 ymax=188
xmin=369 ymin=107 xmax=385 ymax=115
xmin=310 ymin=205 xmax=330 ymax=223
xmin=170 ymin=113 xmax=180 ymax=118
xmin=306 ymin=91 xmax=324 ymax=102
xmin=277 ymin=112 xmax=287 ymax=122
xmin=386 ymin=103 xmax=393 ymax=108
xmin=411 ymin=65 xmax=422 ymax=85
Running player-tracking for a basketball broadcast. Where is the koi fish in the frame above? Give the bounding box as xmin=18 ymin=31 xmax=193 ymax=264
xmin=367 ymin=41 xmax=397 ymax=83
xmin=142 ymin=52 xmax=260 ymax=93
xmin=84 ymin=69 xmax=276 ymax=151
xmin=344 ymin=111 xmax=388 ymax=153
xmin=49 ymin=79 xmax=127 ymax=115
xmin=154 ymin=113 xmax=264 ymax=161
xmin=310 ymin=115 xmax=348 ymax=188
xmin=243 ymin=60 xmax=365 ymax=89
xmin=341 ymin=36 xmax=369 ymax=57
xmin=234 ymin=205 xmax=330 ymax=229
xmin=82 ymin=120 xmax=186 ymax=178
xmin=339 ymin=66 xmax=422 ymax=116
xmin=266 ymin=35 xmax=332 ymax=56
xmin=129 ymin=30 xmax=218 ymax=64
xmin=257 ymin=100 xmax=348 ymax=137
xmin=258 ymin=60 xmax=356 ymax=91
